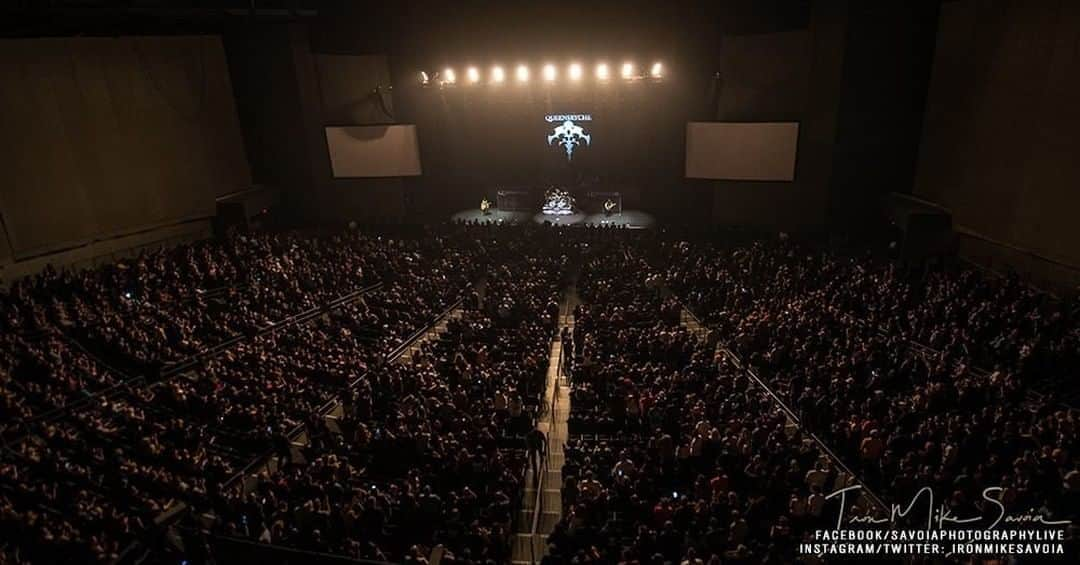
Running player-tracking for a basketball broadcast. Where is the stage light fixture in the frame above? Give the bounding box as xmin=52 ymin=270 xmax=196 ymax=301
xmin=516 ymin=64 xmax=529 ymax=82
xmin=443 ymin=68 xmax=456 ymax=84
xmin=651 ymin=62 xmax=663 ymax=78
xmin=621 ymin=62 xmax=634 ymax=79
xmin=491 ymin=65 xmax=505 ymax=83
xmin=568 ymin=62 xmax=583 ymax=81
xmin=466 ymin=67 xmax=480 ymax=83
xmin=543 ymin=63 xmax=556 ymax=82
xmin=596 ymin=63 xmax=610 ymax=81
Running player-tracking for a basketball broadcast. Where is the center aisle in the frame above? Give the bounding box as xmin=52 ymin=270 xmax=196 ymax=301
xmin=512 ymin=286 xmax=578 ymax=564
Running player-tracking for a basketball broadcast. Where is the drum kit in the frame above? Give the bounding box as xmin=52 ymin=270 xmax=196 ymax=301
xmin=541 ymin=186 xmax=575 ymax=216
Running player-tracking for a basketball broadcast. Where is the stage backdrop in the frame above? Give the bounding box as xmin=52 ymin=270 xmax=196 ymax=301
xmin=403 ymin=78 xmax=690 ymax=212
xmin=0 ymin=36 xmax=250 ymax=260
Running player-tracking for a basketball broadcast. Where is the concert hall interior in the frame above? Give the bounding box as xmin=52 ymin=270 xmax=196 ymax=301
xmin=1 ymin=1 xmax=1079 ymax=564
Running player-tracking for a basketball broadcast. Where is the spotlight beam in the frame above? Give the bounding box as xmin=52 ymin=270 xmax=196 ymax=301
xmin=569 ymin=62 xmax=582 ymax=81
xmin=435 ymin=60 xmax=660 ymax=85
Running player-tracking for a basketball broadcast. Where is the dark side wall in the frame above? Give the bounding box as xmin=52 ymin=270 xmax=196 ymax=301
xmin=828 ymin=0 xmax=940 ymax=231
xmin=711 ymin=0 xmax=847 ymax=232
xmin=913 ymin=0 xmax=1080 ymax=284
xmin=224 ymin=21 xmax=404 ymax=228
xmin=1 ymin=35 xmax=250 ymax=279
xmin=224 ymin=24 xmax=313 ymax=217
xmin=709 ymin=0 xmax=945 ymax=236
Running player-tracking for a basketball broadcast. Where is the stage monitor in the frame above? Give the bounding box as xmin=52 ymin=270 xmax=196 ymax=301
xmin=685 ymin=122 xmax=799 ymax=181
xmin=325 ymin=125 xmax=422 ymax=178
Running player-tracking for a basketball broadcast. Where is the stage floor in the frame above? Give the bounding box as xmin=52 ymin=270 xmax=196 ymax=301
xmin=451 ymin=208 xmax=655 ymax=228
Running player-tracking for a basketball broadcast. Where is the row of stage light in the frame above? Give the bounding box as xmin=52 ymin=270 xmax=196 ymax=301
xmin=420 ymin=61 xmax=663 ymax=86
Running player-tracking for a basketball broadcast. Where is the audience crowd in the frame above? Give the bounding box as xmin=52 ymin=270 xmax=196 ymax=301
xmin=1 ymin=225 xmax=1076 ymax=564
xmin=658 ymin=239 xmax=1079 ymax=536
xmin=1 ymin=228 xmax=475 ymax=563
xmin=205 ymin=229 xmax=566 ymax=563
xmin=547 ymin=252 xmax=865 ymax=565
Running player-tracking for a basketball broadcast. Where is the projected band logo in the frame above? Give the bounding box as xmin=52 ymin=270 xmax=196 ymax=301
xmin=546 ymin=114 xmax=592 ymax=161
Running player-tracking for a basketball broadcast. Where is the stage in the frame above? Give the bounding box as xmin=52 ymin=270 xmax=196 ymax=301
xmin=451 ymin=208 xmax=655 ymax=228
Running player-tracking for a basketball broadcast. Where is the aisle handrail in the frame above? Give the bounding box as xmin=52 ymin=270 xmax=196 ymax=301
xmin=529 ymin=335 xmax=558 ymax=564
xmin=162 ymin=282 xmax=385 ymax=377
xmin=3 ymin=283 xmax=387 ymax=446
xmin=220 ymin=293 xmax=465 ymax=494
xmin=678 ymin=300 xmax=890 ymax=515
xmin=382 ymin=297 xmax=462 ymax=363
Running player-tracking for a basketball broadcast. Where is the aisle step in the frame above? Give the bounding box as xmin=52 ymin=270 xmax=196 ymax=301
xmin=516 ymin=510 xmax=533 ymax=530
xmin=543 ymin=489 xmax=562 ymax=512
xmin=513 ymin=287 xmax=574 ymax=563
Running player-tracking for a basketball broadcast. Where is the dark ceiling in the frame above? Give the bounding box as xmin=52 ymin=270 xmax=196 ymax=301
xmin=0 ymin=0 xmax=812 ymax=45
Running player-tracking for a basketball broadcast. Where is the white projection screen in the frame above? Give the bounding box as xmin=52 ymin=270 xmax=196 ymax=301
xmin=685 ymin=122 xmax=799 ymax=181
xmin=325 ymin=125 xmax=422 ymax=178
